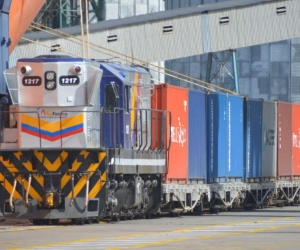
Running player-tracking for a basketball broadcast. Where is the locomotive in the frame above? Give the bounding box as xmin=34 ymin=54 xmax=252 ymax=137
xmin=1 ymin=55 xmax=300 ymax=225
xmin=0 ymin=55 xmax=168 ymax=224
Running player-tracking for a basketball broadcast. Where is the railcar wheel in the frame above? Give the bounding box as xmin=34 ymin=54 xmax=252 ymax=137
xmin=75 ymin=218 xmax=84 ymax=225
xmin=32 ymin=219 xmax=42 ymax=225
xmin=128 ymin=214 xmax=134 ymax=220
xmin=43 ymin=219 xmax=50 ymax=225
xmin=51 ymin=219 xmax=59 ymax=225
xmin=112 ymin=214 xmax=120 ymax=222
xmin=93 ymin=217 xmax=101 ymax=223
xmin=86 ymin=218 xmax=93 ymax=224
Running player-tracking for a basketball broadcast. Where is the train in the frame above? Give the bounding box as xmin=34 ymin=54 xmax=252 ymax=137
xmin=0 ymin=55 xmax=300 ymax=225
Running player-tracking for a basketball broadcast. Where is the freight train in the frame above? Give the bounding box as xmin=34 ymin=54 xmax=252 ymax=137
xmin=0 ymin=55 xmax=299 ymax=225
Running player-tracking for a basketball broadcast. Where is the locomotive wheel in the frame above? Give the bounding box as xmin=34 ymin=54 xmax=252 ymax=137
xmin=112 ymin=214 xmax=120 ymax=222
xmin=128 ymin=214 xmax=134 ymax=220
xmin=75 ymin=218 xmax=85 ymax=225
xmin=86 ymin=218 xmax=93 ymax=224
xmin=145 ymin=213 xmax=152 ymax=219
xmin=93 ymin=217 xmax=101 ymax=223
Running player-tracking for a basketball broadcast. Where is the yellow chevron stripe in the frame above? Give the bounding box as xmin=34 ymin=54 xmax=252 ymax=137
xmin=0 ymin=173 xmax=22 ymax=199
xmin=61 ymin=160 xmax=81 ymax=189
xmin=13 ymin=152 xmax=44 ymax=187
xmin=67 ymin=152 xmax=105 ymax=198
xmin=0 ymin=158 xmax=18 ymax=172
xmin=60 ymin=150 xmax=90 ymax=189
xmin=88 ymin=171 xmax=107 ymax=198
xmin=21 ymin=113 xmax=84 ymax=132
xmin=15 ymin=175 xmax=42 ymax=201
xmin=1 ymin=158 xmax=43 ymax=201
xmin=34 ymin=151 xmax=68 ymax=172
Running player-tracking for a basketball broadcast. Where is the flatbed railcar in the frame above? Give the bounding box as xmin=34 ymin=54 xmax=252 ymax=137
xmin=1 ymin=55 xmax=300 ymax=225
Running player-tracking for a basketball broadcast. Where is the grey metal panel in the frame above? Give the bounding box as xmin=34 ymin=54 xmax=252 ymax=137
xmin=0 ymin=0 xmax=12 ymax=95
xmin=261 ymin=100 xmax=277 ymax=179
xmin=202 ymin=13 xmax=211 ymax=53
xmin=14 ymin=0 xmax=300 ymax=64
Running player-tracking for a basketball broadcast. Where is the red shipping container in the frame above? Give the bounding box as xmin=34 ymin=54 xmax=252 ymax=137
xmin=277 ymin=102 xmax=292 ymax=180
xmin=151 ymin=84 xmax=188 ymax=184
xmin=292 ymin=104 xmax=300 ymax=179
xmin=292 ymin=103 xmax=300 ymax=177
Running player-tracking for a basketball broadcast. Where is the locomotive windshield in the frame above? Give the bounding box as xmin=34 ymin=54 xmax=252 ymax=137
xmin=105 ymin=84 xmax=119 ymax=112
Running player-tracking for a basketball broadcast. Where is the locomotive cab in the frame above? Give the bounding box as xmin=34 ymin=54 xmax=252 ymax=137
xmin=0 ymin=56 xmax=107 ymax=224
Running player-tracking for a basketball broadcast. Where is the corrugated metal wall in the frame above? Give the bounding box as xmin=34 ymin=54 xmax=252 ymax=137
xmin=165 ymin=0 xmax=300 ymax=103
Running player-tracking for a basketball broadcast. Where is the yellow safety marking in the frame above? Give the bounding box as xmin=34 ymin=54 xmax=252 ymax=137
xmin=31 ymin=175 xmax=44 ymax=190
xmin=0 ymin=173 xmax=22 ymax=199
xmin=173 ymin=225 xmax=207 ymax=233
xmin=7 ymin=237 xmax=102 ymax=250
xmin=34 ymin=150 xmax=68 ymax=172
xmin=6 ymin=219 xmax=300 ymax=250
xmin=13 ymin=152 xmax=44 ymax=188
xmin=15 ymin=175 xmax=42 ymax=201
xmin=0 ymin=157 xmax=18 ymax=172
xmin=67 ymin=152 xmax=106 ymax=198
xmin=110 ymin=223 xmax=300 ymax=250
xmin=61 ymin=160 xmax=81 ymax=189
xmin=88 ymin=171 xmax=107 ymax=198
xmin=2 ymin=160 xmax=42 ymax=201
xmin=21 ymin=113 xmax=84 ymax=132
xmin=80 ymin=150 xmax=90 ymax=159
xmin=60 ymin=174 xmax=71 ymax=189
xmin=111 ymin=238 xmax=187 ymax=250
xmin=0 ymin=226 xmax=60 ymax=234
xmin=14 ymin=152 xmax=25 ymax=162
xmin=61 ymin=151 xmax=90 ymax=189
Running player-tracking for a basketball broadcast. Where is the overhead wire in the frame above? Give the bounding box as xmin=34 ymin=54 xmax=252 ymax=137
xmin=23 ymin=20 xmax=236 ymax=94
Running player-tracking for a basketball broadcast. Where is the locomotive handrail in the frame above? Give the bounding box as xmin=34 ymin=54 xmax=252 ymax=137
xmin=131 ymin=108 xmax=155 ymax=152
xmin=113 ymin=107 xmax=124 ymax=181
xmin=130 ymin=108 xmax=169 ymax=152
xmin=0 ymin=111 xmax=42 ymax=147
xmin=113 ymin=107 xmax=124 ymax=151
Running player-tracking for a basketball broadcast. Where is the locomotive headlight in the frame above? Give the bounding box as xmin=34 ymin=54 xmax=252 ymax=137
xmin=46 ymin=72 xmax=55 ymax=80
xmin=46 ymin=81 xmax=55 ymax=90
xmin=44 ymin=71 xmax=56 ymax=90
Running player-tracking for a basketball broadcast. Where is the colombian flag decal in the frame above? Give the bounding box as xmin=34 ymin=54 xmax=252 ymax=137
xmin=21 ymin=114 xmax=84 ymax=141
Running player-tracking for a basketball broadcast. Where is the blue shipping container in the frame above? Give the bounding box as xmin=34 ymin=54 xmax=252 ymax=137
xmin=188 ymin=89 xmax=207 ymax=183
xmin=244 ymin=99 xmax=262 ymax=181
xmin=207 ymin=93 xmax=244 ymax=183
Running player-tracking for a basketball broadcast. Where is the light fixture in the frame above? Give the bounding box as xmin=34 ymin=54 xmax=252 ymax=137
xmin=20 ymin=65 xmax=32 ymax=75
